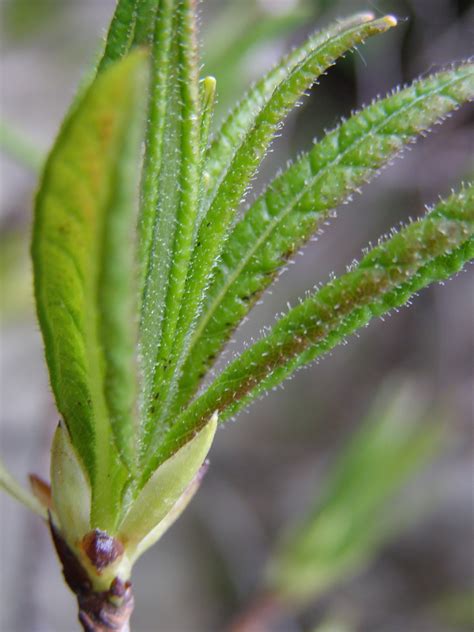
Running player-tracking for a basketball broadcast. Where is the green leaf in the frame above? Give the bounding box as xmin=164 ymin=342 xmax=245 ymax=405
xmin=150 ymin=184 xmax=473 ymax=471
xmin=32 ymin=51 xmax=148 ymax=530
xmin=137 ymin=0 xmax=201 ymax=462
xmin=152 ymin=13 xmax=397 ymax=438
xmin=265 ymin=383 xmax=441 ymax=604
xmin=0 ymin=456 xmax=46 ymax=518
xmin=119 ymin=413 xmax=217 ymax=561
xmin=176 ymin=63 xmax=474 ymax=409
xmin=202 ymin=1 xmax=312 ymax=117
xmin=204 ymin=11 xmax=377 ymax=205
xmin=98 ymin=0 xmax=139 ymax=72
xmin=50 ymin=422 xmax=91 ymax=549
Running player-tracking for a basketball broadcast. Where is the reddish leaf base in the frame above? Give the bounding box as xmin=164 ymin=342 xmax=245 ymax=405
xmin=49 ymin=519 xmax=134 ymax=632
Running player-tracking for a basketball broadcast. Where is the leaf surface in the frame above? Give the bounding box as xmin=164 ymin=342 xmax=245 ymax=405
xmin=204 ymin=11 xmax=376 ymax=205
xmin=153 ymin=13 xmax=397 ymax=435
xmin=177 ymin=63 xmax=474 ymax=408
xmin=32 ymin=52 xmax=147 ymax=529
xmin=98 ymin=0 xmax=139 ymax=72
xmin=137 ymin=0 xmax=201 ymax=463
xmin=150 ymin=184 xmax=473 ymax=472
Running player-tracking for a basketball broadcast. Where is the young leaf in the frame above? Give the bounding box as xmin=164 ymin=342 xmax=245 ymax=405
xmin=177 ymin=63 xmax=474 ymax=409
xmin=98 ymin=0 xmax=139 ymax=72
xmin=50 ymin=422 xmax=91 ymax=550
xmin=265 ymin=383 xmax=441 ymax=605
xmin=151 ymin=13 xmax=397 ymax=439
xmin=204 ymin=11 xmax=377 ymax=205
xmin=32 ymin=51 xmax=148 ymax=530
xmin=150 ymin=184 xmax=473 ymax=472
xmin=202 ymin=0 xmax=311 ymax=117
xmin=137 ymin=0 xmax=201 ymax=460
xmin=119 ymin=413 xmax=217 ymax=561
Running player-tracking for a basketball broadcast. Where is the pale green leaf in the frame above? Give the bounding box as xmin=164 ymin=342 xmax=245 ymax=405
xmin=50 ymin=422 xmax=91 ymax=548
xmin=32 ymin=51 xmax=148 ymax=530
xmin=119 ymin=413 xmax=217 ymax=558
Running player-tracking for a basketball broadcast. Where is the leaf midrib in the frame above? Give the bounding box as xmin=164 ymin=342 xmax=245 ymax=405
xmin=183 ymin=70 xmax=468 ymax=369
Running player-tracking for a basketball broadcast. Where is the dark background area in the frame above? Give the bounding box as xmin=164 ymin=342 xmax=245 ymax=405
xmin=0 ymin=1 xmax=473 ymax=630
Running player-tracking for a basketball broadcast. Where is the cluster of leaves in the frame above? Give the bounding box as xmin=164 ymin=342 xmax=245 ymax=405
xmin=1 ymin=0 xmax=473 ymax=594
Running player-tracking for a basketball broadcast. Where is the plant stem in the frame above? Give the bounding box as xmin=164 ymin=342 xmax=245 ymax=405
xmin=227 ymin=593 xmax=282 ymax=632
xmin=49 ymin=520 xmax=134 ymax=632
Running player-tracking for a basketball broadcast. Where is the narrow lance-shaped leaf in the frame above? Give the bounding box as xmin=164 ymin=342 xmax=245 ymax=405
xmin=32 ymin=52 xmax=148 ymax=530
xmin=202 ymin=1 xmax=311 ymax=118
xmin=204 ymin=11 xmax=377 ymax=206
xmin=196 ymin=76 xmax=217 ymax=229
xmin=98 ymin=0 xmax=139 ymax=72
xmin=133 ymin=0 xmax=161 ymax=46
xmin=176 ymin=63 xmax=474 ymax=410
xmin=145 ymin=185 xmax=473 ymax=476
xmin=152 ymin=13 xmax=397 ymax=437
xmin=138 ymin=0 xmax=201 ymax=462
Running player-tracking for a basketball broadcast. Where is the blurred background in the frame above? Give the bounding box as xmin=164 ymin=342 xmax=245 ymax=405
xmin=0 ymin=0 xmax=473 ymax=630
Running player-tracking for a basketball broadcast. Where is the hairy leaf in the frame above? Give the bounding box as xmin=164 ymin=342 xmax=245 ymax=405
xmin=32 ymin=52 xmax=147 ymax=529
xmin=137 ymin=0 xmax=202 ymax=464
xmin=177 ymin=63 xmax=474 ymax=409
xmin=152 ymin=13 xmax=397 ymax=437
xmin=204 ymin=11 xmax=376 ymax=205
xmin=50 ymin=422 xmax=91 ymax=548
xmin=98 ymin=0 xmax=139 ymax=72
xmin=149 ymin=185 xmax=473 ymax=471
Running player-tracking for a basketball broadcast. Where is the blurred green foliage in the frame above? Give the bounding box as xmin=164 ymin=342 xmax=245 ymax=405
xmin=265 ymin=382 xmax=441 ymax=605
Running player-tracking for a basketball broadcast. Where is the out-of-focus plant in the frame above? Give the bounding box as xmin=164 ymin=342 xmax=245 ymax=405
xmin=0 ymin=1 xmax=472 ymax=630
xmin=266 ymin=383 xmax=441 ymax=605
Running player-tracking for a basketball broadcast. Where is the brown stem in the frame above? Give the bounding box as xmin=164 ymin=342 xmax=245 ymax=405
xmin=227 ymin=593 xmax=282 ymax=632
xmin=49 ymin=519 xmax=134 ymax=632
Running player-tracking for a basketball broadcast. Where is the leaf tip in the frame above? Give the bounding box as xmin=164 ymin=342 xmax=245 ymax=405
xmin=383 ymin=15 xmax=398 ymax=28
